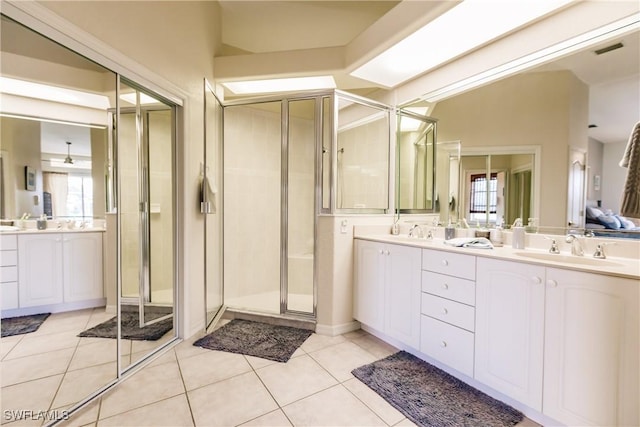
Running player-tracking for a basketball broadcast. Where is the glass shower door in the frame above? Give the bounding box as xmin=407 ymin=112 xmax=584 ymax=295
xmin=223 ymin=101 xmax=282 ymax=314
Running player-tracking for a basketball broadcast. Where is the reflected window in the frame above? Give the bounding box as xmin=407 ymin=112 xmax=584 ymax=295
xmin=469 ymin=172 xmax=497 ymax=223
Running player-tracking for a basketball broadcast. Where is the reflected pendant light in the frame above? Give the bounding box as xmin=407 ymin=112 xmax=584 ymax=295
xmin=64 ymin=141 xmax=73 ymax=164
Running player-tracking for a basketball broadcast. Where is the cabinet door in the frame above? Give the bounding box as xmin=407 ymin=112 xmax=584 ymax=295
xmin=18 ymin=234 xmax=64 ymax=307
xmin=475 ymin=258 xmax=545 ymax=410
xmin=544 ymin=268 xmax=639 ymax=427
xmin=63 ymin=233 xmax=104 ymax=302
xmin=384 ymin=244 xmax=421 ymax=348
xmin=353 ymin=239 xmax=385 ymax=331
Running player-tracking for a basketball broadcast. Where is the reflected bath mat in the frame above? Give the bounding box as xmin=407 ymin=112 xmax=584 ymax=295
xmin=193 ymin=319 xmax=312 ymax=363
xmin=78 ymin=305 xmax=173 ymax=341
xmin=352 ymin=351 xmax=524 ymax=427
xmin=1 ymin=313 xmax=50 ymax=337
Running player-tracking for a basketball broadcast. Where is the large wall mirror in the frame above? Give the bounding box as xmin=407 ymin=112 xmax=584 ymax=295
xmin=1 ymin=13 xmax=178 ymax=422
xmin=404 ymin=27 xmax=638 ymax=237
xmin=396 ymin=110 xmax=436 ymax=214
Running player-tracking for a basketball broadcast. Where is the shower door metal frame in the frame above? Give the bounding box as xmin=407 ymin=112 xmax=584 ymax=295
xmin=222 ymin=91 xmax=329 ymax=320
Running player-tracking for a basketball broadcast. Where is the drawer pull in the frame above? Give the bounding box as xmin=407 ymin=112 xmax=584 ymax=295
xmin=441 ymin=283 xmax=449 ymax=290
xmin=532 ymin=276 xmax=542 ymax=284
xmin=441 ymin=307 xmax=448 ymax=315
xmin=385 ymin=250 xmax=390 ymax=255
xmin=547 ymin=279 xmax=558 ymax=288
xmin=441 ymin=259 xmax=449 ymax=266
xmin=379 ymin=250 xmax=384 ymax=255
xmin=440 ymin=341 xmax=447 ymax=348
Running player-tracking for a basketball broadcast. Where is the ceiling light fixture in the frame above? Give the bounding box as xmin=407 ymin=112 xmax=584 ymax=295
xmin=64 ymin=141 xmax=74 ymax=164
xmin=222 ymin=76 xmax=336 ymax=95
xmin=351 ymin=0 xmax=573 ymax=88
xmin=0 ymin=113 xmax=107 ymax=129
xmin=0 ymin=77 xmax=111 ymax=110
xmin=418 ymin=13 xmax=640 ymax=103
xmin=119 ymin=92 xmax=160 ymax=106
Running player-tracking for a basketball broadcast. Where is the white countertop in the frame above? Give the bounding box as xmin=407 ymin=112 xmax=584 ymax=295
xmin=356 ymin=234 xmax=640 ymax=280
xmin=0 ymin=227 xmax=106 ymax=235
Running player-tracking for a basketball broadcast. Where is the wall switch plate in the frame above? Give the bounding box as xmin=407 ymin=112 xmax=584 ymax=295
xmin=340 ymin=219 xmax=348 ymax=234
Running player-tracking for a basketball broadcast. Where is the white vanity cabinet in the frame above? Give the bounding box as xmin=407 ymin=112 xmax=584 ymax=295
xmin=63 ymin=232 xmax=104 ymax=302
xmin=1 ymin=234 xmax=19 ymax=310
xmin=420 ymin=248 xmax=476 ymax=377
xmin=543 ymin=268 xmax=639 ymax=427
xmin=475 ymin=258 xmax=545 ymax=411
xmin=18 ymin=233 xmax=64 ymax=307
xmin=16 ymin=232 xmax=104 ymax=311
xmin=354 ymin=239 xmax=422 ymax=348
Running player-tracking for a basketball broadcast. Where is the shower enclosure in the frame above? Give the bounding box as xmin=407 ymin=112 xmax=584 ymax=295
xmin=221 ymin=90 xmax=390 ymax=319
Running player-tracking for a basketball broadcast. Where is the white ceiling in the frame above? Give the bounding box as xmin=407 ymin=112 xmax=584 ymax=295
xmin=218 ymin=1 xmax=640 ymax=144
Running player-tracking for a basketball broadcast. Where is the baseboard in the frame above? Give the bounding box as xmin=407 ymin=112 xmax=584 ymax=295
xmin=315 ymin=320 xmax=361 ymax=336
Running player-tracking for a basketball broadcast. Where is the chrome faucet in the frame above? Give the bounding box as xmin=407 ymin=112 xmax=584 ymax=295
xmin=548 ymin=239 xmax=560 ymax=254
xmin=408 ymin=224 xmax=424 ymax=238
xmin=565 ymin=234 xmax=584 ymax=256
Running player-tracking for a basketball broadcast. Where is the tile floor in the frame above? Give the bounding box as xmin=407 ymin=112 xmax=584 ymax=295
xmin=2 ymin=313 xmax=541 ymax=427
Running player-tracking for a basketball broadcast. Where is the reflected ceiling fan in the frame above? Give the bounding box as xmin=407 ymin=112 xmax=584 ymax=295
xmin=64 ymin=141 xmax=73 ymax=164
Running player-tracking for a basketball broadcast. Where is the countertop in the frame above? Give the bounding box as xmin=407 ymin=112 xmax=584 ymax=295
xmin=355 ymin=234 xmax=640 ymax=280
xmin=0 ymin=227 xmax=106 ymax=235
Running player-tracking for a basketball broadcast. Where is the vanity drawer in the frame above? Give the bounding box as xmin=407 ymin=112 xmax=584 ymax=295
xmin=421 ymin=315 xmax=474 ymax=377
xmin=422 ymin=271 xmax=475 ymax=306
xmin=421 ymin=293 xmax=475 ymax=332
xmin=0 ymin=250 xmax=18 ymax=267
xmin=0 ymin=235 xmax=17 ymax=251
xmin=1 ymin=282 xmax=18 ymax=310
xmin=422 ymin=249 xmax=475 ymax=280
xmin=0 ymin=266 xmax=18 ymax=283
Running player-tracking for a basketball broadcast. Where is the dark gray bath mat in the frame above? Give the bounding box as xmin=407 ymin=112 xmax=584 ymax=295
xmin=78 ymin=305 xmax=173 ymax=341
xmin=193 ymin=319 xmax=312 ymax=362
xmin=352 ymin=351 xmax=524 ymax=427
xmin=1 ymin=313 xmax=50 ymax=337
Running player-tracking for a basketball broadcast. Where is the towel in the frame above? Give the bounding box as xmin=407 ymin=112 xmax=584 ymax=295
xmin=443 ymin=237 xmax=494 ymax=249
xmin=619 ymin=121 xmax=640 ymax=218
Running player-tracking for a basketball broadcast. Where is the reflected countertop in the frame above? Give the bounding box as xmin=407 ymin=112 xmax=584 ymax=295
xmin=0 ymin=227 xmax=106 ymax=235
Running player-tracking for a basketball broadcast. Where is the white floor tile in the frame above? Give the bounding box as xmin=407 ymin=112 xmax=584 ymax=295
xmin=256 ymin=354 xmax=338 ymax=406
xmin=1 ymin=346 xmax=74 ymax=386
xmin=178 ymin=349 xmax=252 ymax=391
xmin=282 ymin=384 xmax=386 ymax=426
xmin=308 ymin=340 xmax=377 ymax=382
xmin=98 ymin=394 xmax=193 ymax=427
xmin=188 ymin=371 xmax=278 ymax=426
xmin=239 ymin=409 xmax=292 ymax=427
xmin=98 ymin=361 xmax=184 ymax=419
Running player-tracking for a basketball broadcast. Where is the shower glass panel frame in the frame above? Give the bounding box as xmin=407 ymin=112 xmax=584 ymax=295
xmin=222 ymin=92 xmax=328 ymax=319
xmin=203 ymin=79 xmax=225 ymax=330
xmin=222 ymin=89 xmax=392 ymax=319
xmin=330 ymin=91 xmax=392 ymax=215
xmin=116 ymin=77 xmax=177 ymax=373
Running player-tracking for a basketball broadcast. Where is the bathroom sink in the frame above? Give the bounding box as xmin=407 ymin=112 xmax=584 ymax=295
xmin=0 ymin=225 xmax=19 ymax=232
xmin=514 ymin=251 xmax=622 ymax=267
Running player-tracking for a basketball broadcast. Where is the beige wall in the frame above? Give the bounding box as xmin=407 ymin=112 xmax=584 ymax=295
xmin=39 ymin=1 xmax=221 ymax=337
xmin=0 ymin=117 xmax=43 ymax=219
xmin=432 ymin=71 xmax=589 ymax=228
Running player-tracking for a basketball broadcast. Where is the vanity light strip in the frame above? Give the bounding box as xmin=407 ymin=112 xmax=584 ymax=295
xmin=421 ymin=13 xmax=640 ymax=103
xmin=0 ymin=112 xmax=107 ymax=129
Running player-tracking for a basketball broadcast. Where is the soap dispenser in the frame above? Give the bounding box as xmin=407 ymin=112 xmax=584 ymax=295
xmin=445 ymin=219 xmax=456 ymax=240
xmin=511 ymin=218 xmax=525 ymax=249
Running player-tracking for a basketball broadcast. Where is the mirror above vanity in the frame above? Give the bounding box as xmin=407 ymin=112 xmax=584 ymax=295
xmin=400 ymin=27 xmax=639 ymax=239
